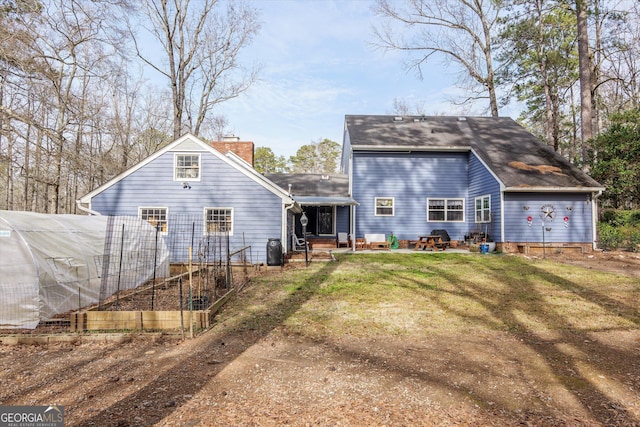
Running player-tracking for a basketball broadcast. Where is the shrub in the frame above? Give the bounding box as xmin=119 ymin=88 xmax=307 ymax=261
xmin=628 ymin=230 xmax=640 ymax=252
xmin=601 ymin=209 xmax=640 ymax=226
xmin=597 ymin=223 xmax=624 ymax=250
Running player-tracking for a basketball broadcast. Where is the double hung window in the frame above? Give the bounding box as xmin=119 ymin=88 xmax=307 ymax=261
xmin=427 ymin=198 xmax=464 ymax=222
xmin=205 ymin=208 xmax=233 ymax=235
xmin=375 ymin=197 xmax=394 ymax=216
xmin=475 ymin=195 xmax=491 ymax=223
xmin=175 ymin=154 xmax=200 ymax=180
xmin=139 ymin=207 xmax=168 ymax=233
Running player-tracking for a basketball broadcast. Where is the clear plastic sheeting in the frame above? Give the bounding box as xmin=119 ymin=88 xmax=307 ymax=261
xmin=0 ymin=211 xmax=170 ymax=329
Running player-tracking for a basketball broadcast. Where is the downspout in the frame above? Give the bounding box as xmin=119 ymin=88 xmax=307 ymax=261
xmin=351 ymin=205 xmax=357 ymax=251
xmin=349 ymin=151 xmax=356 ymax=251
xmin=283 ymin=202 xmax=296 ymax=254
xmin=591 ymin=190 xmax=603 ymax=250
xmin=76 ymin=200 xmax=101 ymax=216
xmin=500 ymin=191 xmax=505 ymax=248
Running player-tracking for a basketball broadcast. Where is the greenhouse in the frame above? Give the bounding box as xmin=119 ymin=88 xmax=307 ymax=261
xmin=0 ymin=211 xmax=170 ymax=329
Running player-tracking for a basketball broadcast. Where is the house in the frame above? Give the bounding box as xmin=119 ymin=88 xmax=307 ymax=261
xmin=265 ymin=173 xmax=357 ymax=248
xmin=77 ymin=134 xmax=299 ymax=264
xmin=341 ymin=115 xmax=605 ymax=253
xmin=79 ymin=115 xmax=604 ymax=262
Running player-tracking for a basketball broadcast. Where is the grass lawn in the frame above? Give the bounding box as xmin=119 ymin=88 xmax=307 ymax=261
xmin=218 ymin=252 xmax=640 ymax=424
xmin=3 ymin=252 xmax=638 ymax=426
xmin=240 ymin=253 xmax=639 ymax=340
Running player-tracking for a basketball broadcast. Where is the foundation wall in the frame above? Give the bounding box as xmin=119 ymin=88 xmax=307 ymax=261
xmin=498 ymin=242 xmax=593 ymax=255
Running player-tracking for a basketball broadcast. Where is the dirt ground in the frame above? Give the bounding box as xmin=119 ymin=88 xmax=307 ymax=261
xmin=0 ymin=250 xmax=639 ymax=426
xmin=546 ymin=249 xmax=640 ymax=279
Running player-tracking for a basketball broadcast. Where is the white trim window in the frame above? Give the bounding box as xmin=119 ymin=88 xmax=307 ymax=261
xmin=205 ymin=207 xmax=233 ymax=235
xmin=427 ymin=198 xmax=464 ymax=222
xmin=375 ymin=197 xmax=394 ymax=216
xmin=139 ymin=207 xmax=168 ymax=233
xmin=475 ymin=195 xmax=491 ymax=223
xmin=174 ymin=153 xmax=200 ymax=181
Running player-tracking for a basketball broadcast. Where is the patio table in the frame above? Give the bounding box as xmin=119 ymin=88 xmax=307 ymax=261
xmin=414 ymin=235 xmax=445 ymax=251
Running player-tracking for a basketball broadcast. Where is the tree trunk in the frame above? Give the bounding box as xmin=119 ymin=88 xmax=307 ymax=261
xmin=476 ymin=0 xmax=499 ymax=117
xmin=23 ymin=122 xmax=32 ymax=210
xmin=576 ymin=0 xmax=593 ymax=167
xmin=536 ymin=1 xmax=555 ymax=149
xmin=0 ymin=82 xmax=7 ymax=210
xmin=6 ymin=134 xmax=14 ymax=210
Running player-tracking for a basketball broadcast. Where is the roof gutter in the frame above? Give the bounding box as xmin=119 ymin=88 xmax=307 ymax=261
xmin=353 ymin=145 xmax=471 ymax=152
xmin=76 ymin=200 xmax=101 ymax=216
xmin=297 ymin=202 xmax=359 ymax=206
xmin=504 ymin=186 xmax=606 ymax=193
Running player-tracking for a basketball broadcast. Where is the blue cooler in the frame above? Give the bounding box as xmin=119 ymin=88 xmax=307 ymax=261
xmin=480 ymin=243 xmax=489 ymax=254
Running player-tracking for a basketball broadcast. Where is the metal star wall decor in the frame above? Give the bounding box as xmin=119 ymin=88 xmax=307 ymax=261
xmin=539 ymin=204 xmax=556 ymax=222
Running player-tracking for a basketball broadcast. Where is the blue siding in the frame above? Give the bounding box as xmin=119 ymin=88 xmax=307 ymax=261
xmin=504 ymin=193 xmax=594 ymax=243
xmin=90 ymin=150 xmax=284 ymax=263
xmin=468 ymin=152 xmax=502 ymax=242
xmin=352 ymin=152 xmax=469 ymax=241
xmin=336 ymin=206 xmax=350 ymax=234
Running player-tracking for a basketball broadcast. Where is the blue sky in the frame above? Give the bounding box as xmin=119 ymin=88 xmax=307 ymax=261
xmin=222 ymin=0 xmax=495 ymax=158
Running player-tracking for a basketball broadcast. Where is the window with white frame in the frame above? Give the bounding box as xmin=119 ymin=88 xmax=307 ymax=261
xmin=205 ymin=208 xmax=233 ymax=235
xmin=174 ymin=153 xmax=200 ymax=180
xmin=475 ymin=195 xmax=491 ymax=223
xmin=375 ymin=197 xmax=394 ymax=216
xmin=139 ymin=207 xmax=168 ymax=233
xmin=427 ymin=198 xmax=464 ymax=222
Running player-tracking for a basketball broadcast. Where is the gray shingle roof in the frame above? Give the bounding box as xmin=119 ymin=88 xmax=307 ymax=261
xmin=265 ymin=173 xmax=349 ymax=197
xmin=345 ymin=115 xmax=603 ymax=191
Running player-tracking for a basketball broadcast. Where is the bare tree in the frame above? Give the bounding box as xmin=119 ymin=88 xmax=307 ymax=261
xmin=594 ymin=2 xmax=640 ymax=115
xmin=0 ymin=0 xmax=131 ymax=213
xmin=576 ymin=0 xmax=593 ymax=166
xmin=389 ymin=97 xmax=427 ymax=115
xmin=133 ymin=0 xmax=261 ymax=140
xmin=373 ymin=0 xmax=503 ymax=117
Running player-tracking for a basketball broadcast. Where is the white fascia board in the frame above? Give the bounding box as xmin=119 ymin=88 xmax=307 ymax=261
xmin=352 ymin=145 xmax=471 ymax=152
xmin=504 ymin=186 xmax=606 ymax=193
xmin=224 ymin=150 xmax=253 ymax=168
xmin=223 ymin=151 xmax=296 ymax=205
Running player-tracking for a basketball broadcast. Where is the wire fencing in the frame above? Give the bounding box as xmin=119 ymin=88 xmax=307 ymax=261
xmin=1 ymin=214 xmax=254 ymax=334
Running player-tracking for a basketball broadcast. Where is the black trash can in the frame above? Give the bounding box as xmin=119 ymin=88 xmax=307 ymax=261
xmin=266 ymin=238 xmax=282 ymax=266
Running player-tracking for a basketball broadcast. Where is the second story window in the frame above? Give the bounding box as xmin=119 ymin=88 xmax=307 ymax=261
xmin=175 ymin=154 xmax=200 ymax=180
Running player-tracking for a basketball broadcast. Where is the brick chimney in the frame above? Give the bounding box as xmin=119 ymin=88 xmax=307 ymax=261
xmin=210 ymin=136 xmax=254 ymax=166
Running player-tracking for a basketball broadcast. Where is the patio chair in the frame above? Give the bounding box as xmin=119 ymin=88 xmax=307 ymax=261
xmin=292 ymin=233 xmax=309 ymax=251
xmin=337 ymin=232 xmax=349 ymax=247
